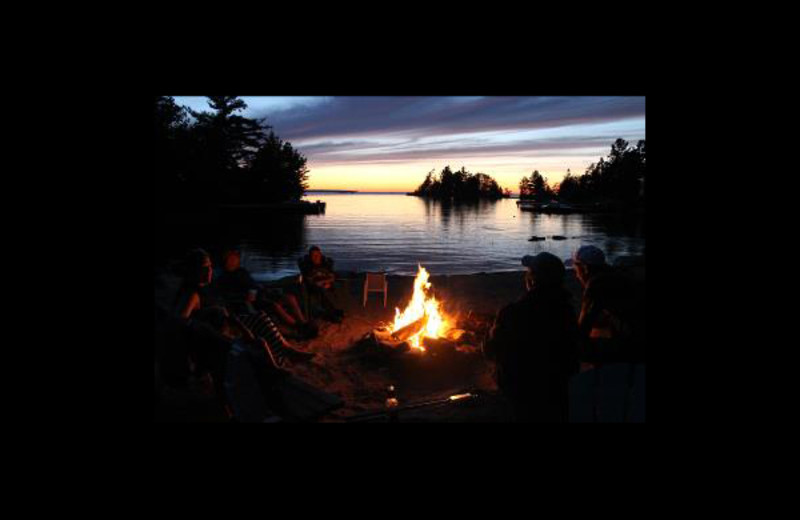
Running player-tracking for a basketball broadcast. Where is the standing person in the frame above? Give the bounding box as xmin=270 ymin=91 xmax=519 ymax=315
xmin=298 ymin=245 xmax=344 ymax=322
xmin=571 ymin=246 xmax=645 ymax=370
xmin=483 ymin=252 xmax=579 ymax=422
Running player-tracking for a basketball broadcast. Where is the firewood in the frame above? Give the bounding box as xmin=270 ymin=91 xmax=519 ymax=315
xmin=422 ymin=336 xmax=458 ymax=352
xmin=372 ymin=329 xmax=409 ymax=352
xmin=391 ymin=315 xmax=429 ymax=341
xmin=444 ymin=328 xmax=468 ymax=342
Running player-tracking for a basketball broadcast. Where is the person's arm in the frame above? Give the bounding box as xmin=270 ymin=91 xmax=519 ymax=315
xmin=310 ymin=269 xmax=335 ymax=289
xmin=242 ymin=270 xmax=260 ymax=302
xmin=271 ymin=301 xmax=297 ymax=326
xmin=298 ymin=257 xmax=311 ymax=278
xmin=482 ymin=307 xmax=511 ymax=361
xmin=174 ymin=290 xmax=235 ymax=346
xmin=577 ymin=286 xmax=603 ymax=339
xmin=176 ymin=290 xmax=201 ymax=321
xmin=578 ymin=285 xmax=622 ymax=363
xmin=322 ymin=258 xmax=336 ymax=284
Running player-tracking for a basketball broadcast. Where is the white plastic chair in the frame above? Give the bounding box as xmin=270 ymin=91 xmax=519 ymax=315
xmin=363 ymin=272 xmax=388 ymax=308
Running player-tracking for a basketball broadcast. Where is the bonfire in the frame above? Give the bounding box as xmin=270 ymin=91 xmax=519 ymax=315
xmin=388 ymin=265 xmax=451 ymax=352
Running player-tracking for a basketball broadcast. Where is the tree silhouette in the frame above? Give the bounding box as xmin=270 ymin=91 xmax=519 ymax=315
xmin=247 ymin=131 xmax=309 ymax=202
xmin=154 ymin=96 xmax=193 ymax=210
xmin=524 ymin=138 xmax=646 ymax=208
xmin=557 ymin=169 xmax=581 ymax=201
xmin=187 ymin=96 xmax=269 ymax=202
xmin=439 ymin=166 xmax=456 ymax=199
xmin=527 ymin=170 xmax=554 ymax=201
xmin=154 ymin=95 xmax=310 ymax=208
xmin=519 ymin=175 xmax=531 ymax=199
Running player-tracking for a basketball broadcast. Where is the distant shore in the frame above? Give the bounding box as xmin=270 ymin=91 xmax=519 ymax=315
xmin=305 ymin=190 xmax=411 ymax=195
xmin=306 ymin=189 xmax=358 ymax=194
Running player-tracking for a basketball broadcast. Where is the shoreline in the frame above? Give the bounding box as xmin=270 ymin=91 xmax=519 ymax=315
xmin=155 ymin=260 xmax=644 ymax=422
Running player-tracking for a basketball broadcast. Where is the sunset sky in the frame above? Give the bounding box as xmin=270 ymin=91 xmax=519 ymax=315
xmin=173 ymin=96 xmax=645 ymax=193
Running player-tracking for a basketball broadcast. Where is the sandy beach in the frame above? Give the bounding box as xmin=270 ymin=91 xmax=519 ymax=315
xmin=155 ymin=259 xmax=644 ymax=422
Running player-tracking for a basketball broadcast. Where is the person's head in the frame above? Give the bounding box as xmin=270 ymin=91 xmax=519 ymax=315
xmin=222 ymin=248 xmax=241 ymax=272
xmin=309 ymin=245 xmax=323 ymax=266
xmin=521 ymin=252 xmax=565 ymax=291
xmin=183 ymin=248 xmax=213 ymax=287
xmin=572 ymin=245 xmax=607 ymax=287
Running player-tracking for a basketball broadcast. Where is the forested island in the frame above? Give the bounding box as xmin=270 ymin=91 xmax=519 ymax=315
xmin=409 ymin=138 xmax=644 ymax=209
xmin=411 ymin=166 xmax=509 ymax=200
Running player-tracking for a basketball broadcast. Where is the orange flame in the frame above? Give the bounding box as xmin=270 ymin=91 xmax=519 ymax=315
xmin=390 ymin=264 xmax=450 ymax=352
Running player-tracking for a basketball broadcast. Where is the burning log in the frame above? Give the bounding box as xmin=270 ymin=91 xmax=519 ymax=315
xmin=421 ymin=336 xmax=458 ymax=353
xmin=371 ymin=328 xmax=410 ymax=352
xmin=391 ymin=314 xmax=429 ymax=341
xmin=444 ymin=328 xmax=469 ymax=342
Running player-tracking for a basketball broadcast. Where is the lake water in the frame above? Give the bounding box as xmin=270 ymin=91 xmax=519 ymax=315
xmin=216 ymin=193 xmax=646 ymax=282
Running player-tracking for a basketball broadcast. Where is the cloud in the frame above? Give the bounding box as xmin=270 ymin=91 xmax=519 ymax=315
xmin=258 ymin=96 xmax=645 ymax=142
xmin=299 ymin=135 xmax=630 ymax=165
xmin=173 ymin=96 xmax=645 ymax=186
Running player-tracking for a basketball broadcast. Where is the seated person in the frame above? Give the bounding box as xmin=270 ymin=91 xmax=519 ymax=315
xmin=173 ymin=249 xmax=312 ymax=381
xmin=165 ymin=248 xmax=275 ymax=403
xmin=298 ymin=245 xmax=344 ymax=322
xmin=258 ymin=286 xmax=318 ymax=339
xmin=212 ymin=248 xmax=260 ymax=314
xmin=483 ymin=252 xmax=579 ymax=422
xmin=213 ymin=248 xmax=317 ymax=339
xmin=572 ymin=246 xmax=645 ymax=370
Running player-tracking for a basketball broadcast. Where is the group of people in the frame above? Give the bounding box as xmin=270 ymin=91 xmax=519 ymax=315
xmin=156 ymin=241 xmax=644 ymax=423
xmin=483 ymin=246 xmax=645 ymax=422
xmin=155 ymin=245 xmax=342 ymax=415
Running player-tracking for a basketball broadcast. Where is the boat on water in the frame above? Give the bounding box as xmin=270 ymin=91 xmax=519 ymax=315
xmin=518 ymin=198 xmax=632 ymax=214
xmin=540 ymin=201 xmax=576 ymax=214
xmin=517 ymin=199 xmax=577 ymax=214
xmin=217 ymin=200 xmax=326 ymax=214
xmin=517 ymin=200 xmax=547 ymax=211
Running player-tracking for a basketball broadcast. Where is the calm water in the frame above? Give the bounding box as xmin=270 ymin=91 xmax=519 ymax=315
xmin=223 ymin=193 xmax=646 ymax=282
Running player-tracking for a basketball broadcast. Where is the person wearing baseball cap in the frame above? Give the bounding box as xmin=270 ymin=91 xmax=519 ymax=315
xmin=521 ymin=252 xmax=567 ymax=291
xmin=571 ymin=245 xmax=607 ymax=288
xmin=482 ymin=252 xmax=579 ymax=422
xmin=571 ymin=245 xmax=645 ymax=369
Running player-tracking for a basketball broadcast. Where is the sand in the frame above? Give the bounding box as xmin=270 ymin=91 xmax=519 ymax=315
xmin=155 ymin=259 xmax=644 ymax=422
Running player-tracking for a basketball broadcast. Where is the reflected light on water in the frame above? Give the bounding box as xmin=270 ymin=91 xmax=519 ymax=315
xmin=236 ymin=193 xmax=645 ymax=281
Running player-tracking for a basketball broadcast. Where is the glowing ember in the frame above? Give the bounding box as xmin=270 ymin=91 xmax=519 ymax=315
xmin=390 ymin=265 xmax=451 ymax=352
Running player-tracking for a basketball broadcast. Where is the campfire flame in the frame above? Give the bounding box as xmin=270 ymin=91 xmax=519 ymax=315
xmin=390 ymin=264 xmax=450 ymax=352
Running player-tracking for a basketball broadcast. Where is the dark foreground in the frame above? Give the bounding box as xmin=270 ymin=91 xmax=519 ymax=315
xmin=155 ymin=260 xmax=644 ymax=422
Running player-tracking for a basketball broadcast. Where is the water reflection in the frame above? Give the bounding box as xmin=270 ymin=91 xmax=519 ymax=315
xmin=156 ymin=194 xmax=645 ymax=281
xmin=155 ymin=210 xmax=307 ymax=280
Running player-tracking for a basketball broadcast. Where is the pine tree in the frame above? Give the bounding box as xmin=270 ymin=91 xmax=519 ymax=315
xmin=248 ymin=131 xmax=309 ymax=202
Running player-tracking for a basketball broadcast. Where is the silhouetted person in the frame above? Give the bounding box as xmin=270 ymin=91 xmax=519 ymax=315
xmin=300 ymin=246 xmax=335 ymax=289
xmin=483 ymin=252 xmax=579 ymax=422
xmin=213 ymin=248 xmax=317 ymax=339
xmin=165 ymin=249 xmax=280 ymax=405
xmin=169 ymin=249 xmax=313 ymax=401
xmin=212 ymin=248 xmax=260 ymax=314
xmin=298 ymin=245 xmax=343 ymax=322
xmin=572 ymin=246 xmax=645 ymax=370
